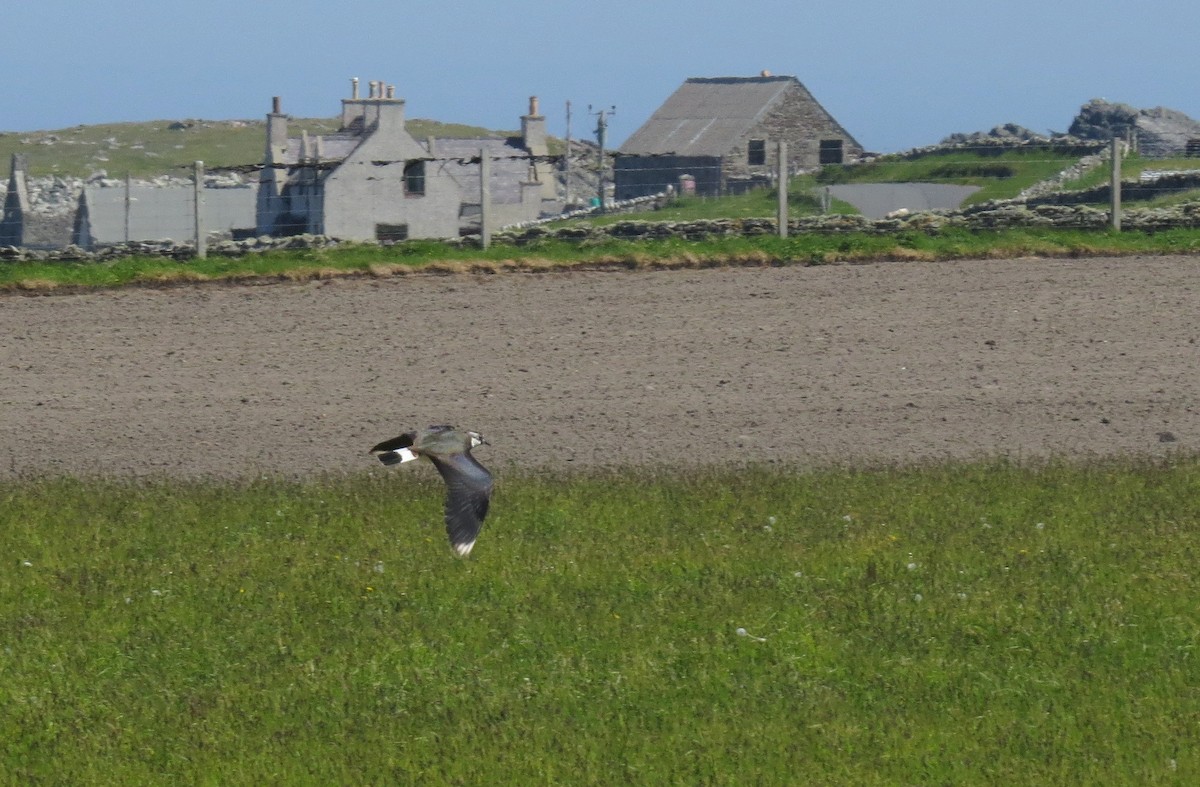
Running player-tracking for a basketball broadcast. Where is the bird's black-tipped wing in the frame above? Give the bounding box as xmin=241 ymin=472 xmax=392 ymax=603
xmin=370 ymin=432 xmax=417 ymax=465
xmin=427 ymin=451 xmax=494 ymax=557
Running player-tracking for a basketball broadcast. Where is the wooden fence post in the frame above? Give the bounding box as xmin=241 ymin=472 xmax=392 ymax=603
xmin=1110 ymin=138 xmax=1122 ymax=232
xmin=193 ymin=160 xmax=207 ymax=258
xmin=479 ymin=149 xmax=491 ymax=250
xmin=124 ymin=172 xmax=131 ymax=243
xmin=777 ymin=140 xmax=788 ymax=238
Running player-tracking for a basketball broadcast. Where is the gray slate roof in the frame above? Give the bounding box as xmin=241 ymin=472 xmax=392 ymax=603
xmin=282 ymin=134 xmax=362 ymax=165
xmin=620 ymin=76 xmax=800 ymax=157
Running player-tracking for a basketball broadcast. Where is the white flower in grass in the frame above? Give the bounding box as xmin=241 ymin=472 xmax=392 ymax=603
xmin=906 ymin=562 xmax=918 ymax=571
xmin=736 ymin=627 xmax=766 ymax=642
xmin=913 ymin=593 xmax=923 ymax=602
xmin=767 ymin=516 xmax=777 ymax=526
xmin=21 ymin=560 xmax=32 ymax=567
xmin=1036 ymin=522 xmax=1045 ymax=531
xmin=373 ymin=561 xmax=385 ymax=574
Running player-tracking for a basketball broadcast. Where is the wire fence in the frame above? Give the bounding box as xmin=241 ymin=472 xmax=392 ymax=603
xmin=6 ymin=141 xmax=1200 ymax=255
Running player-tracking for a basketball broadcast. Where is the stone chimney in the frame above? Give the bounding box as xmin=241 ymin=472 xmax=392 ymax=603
xmin=258 ymin=96 xmax=292 ymax=236
xmin=521 ymin=95 xmax=548 ymax=157
xmin=374 ymin=86 xmax=406 ymax=132
xmin=343 ymin=79 xmax=405 ymax=131
xmin=266 ymin=96 xmax=288 ymax=157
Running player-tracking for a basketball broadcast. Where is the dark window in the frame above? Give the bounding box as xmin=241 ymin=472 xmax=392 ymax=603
xmin=747 ymin=139 xmax=766 ymax=166
xmin=819 ymin=139 xmax=844 ymax=165
xmin=404 ymin=160 xmax=426 ymax=196
xmin=375 ymin=223 xmax=408 ymax=242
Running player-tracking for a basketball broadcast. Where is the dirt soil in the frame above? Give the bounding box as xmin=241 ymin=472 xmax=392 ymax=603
xmin=2 ymin=256 xmax=1197 ymax=480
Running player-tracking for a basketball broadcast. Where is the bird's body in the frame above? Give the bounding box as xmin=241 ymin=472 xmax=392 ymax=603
xmin=370 ymin=425 xmax=493 ymax=557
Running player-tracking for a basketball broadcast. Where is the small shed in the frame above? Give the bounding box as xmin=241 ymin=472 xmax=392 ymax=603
xmin=615 ymin=74 xmax=863 ymax=199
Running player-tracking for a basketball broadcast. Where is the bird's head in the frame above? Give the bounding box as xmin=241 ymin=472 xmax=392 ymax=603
xmin=467 ymin=430 xmax=488 ymax=449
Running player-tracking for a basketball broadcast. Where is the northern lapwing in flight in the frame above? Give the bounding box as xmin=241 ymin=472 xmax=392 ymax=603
xmin=370 ymin=425 xmax=493 ymax=557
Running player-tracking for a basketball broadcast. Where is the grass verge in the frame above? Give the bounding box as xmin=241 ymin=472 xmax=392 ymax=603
xmin=6 ymin=227 xmax=1200 ymax=294
xmin=2 ymin=459 xmax=1198 ymax=783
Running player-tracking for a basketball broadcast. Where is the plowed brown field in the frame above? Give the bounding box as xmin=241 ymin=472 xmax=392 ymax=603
xmin=3 ymin=255 xmax=1196 ymax=479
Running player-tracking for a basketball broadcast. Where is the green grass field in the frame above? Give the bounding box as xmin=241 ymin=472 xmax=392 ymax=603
xmin=3 ymin=459 xmax=1198 ymax=784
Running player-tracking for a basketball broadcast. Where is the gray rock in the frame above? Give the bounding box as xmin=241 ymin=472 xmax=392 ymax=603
xmin=1069 ymin=98 xmax=1200 ymax=157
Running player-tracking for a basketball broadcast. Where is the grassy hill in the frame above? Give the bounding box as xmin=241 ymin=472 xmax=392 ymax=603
xmin=0 ymin=118 xmax=511 ymax=179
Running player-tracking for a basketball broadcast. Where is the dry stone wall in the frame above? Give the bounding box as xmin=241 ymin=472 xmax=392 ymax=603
xmin=8 ymin=199 xmax=1200 ymax=264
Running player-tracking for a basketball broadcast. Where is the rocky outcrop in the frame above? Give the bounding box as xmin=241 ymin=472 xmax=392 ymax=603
xmin=939 ymin=99 xmax=1200 ymax=159
xmin=1069 ymin=98 xmax=1200 ymax=157
xmin=940 ymin=123 xmax=1051 ymax=146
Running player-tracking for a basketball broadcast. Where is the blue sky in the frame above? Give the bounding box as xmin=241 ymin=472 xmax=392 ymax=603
xmin=5 ymin=0 xmax=1197 ymax=153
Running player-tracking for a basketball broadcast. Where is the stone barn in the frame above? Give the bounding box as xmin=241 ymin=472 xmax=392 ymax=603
xmin=614 ymin=73 xmax=863 ymax=199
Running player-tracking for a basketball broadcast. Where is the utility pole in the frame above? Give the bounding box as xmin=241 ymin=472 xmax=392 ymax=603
xmin=590 ymin=104 xmax=615 ymax=213
xmin=563 ymin=100 xmax=572 ymax=208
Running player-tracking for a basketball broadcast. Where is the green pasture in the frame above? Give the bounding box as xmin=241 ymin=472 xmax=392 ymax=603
xmin=816 ymin=148 xmax=1092 ymax=204
xmin=3 ymin=460 xmax=1198 ymax=783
